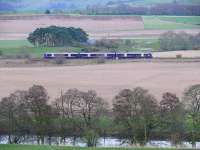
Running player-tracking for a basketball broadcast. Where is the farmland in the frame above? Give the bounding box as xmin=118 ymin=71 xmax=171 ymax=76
xmin=0 ymin=61 xmax=200 ymax=103
xmin=0 ymin=15 xmax=200 ymax=40
xmin=142 ymin=16 xmax=200 ymax=29
xmin=0 ymin=39 xmax=161 ymax=58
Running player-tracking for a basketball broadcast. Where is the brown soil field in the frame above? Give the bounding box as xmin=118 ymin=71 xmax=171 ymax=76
xmin=0 ymin=62 xmax=200 ymax=104
xmin=0 ymin=15 xmax=200 ymax=39
xmin=0 ymin=15 xmax=144 ymax=40
xmin=152 ymin=50 xmax=200 ymax=58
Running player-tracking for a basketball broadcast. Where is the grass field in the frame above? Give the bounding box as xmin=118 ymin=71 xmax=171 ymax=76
xmin=0 ymin=144 xmax=194 ymax=150
xmin=0 ymin=15 xmax=200 ymax=40
xmin=0 ymin=39 xmax=159 ymax=58
xmin=158 ymin=16 xmax=200 ymax=26
xmin=142 ymin=16 xmax=200 ymax=29
xmin=0 ymin=40 xmax=33 ymax=48
xmin=0 ymin=40 xmax=84 ymax=58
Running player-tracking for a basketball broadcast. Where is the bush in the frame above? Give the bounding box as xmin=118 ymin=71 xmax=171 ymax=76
xmin=54 ymin=58 xmax=64 ymax=65
xmin=96 ymin=58 xmax=105 ymax=64
xmin=45 ymin=9 xmax=51 ymax=14
xmin=83 ymin=129 xmax=99 ymax=147
xmin=159 ymin=31 xmax=200 ymax=51
xmin=0 ymin=50 xmax=3 ymax=56
xmin=176 ymin=54 xmax=182 ymax=59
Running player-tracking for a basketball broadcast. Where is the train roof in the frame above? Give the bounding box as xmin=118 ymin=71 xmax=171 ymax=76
xmin=44 ymin=52 xmax=152 ymax=54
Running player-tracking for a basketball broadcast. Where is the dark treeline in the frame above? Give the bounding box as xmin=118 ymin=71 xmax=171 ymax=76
xmin=0 ymin=85 xmax=200 ymax=147
xmin=86 ymin=4 xmax=200 ymax=16
xmin=159 ymin=32 xmax=200 ymax=51
xmin=28 ymin=26 xmax=88 ymax=47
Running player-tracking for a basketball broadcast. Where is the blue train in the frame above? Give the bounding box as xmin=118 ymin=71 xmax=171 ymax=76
xmin=44 ymin=52 xmax=153 ymax=59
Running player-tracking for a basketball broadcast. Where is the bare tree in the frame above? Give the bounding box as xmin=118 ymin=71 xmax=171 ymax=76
xmin=183 ymin=84 xmax=200 ymax=148
xmin=54 ymin=89 xmax=82 ymax=145
xmin=0 ymin=90 xmax=28 ymax=144
xmin=54 ymin=89 xmax=108 ymax=146
xmin=113 ymin=87 xmax=158 ymax=146
xmin=26 ymin=85 xmax=51 ymax=144
xmin=76 ymin=90 xmax=108 ymax=128
xmin=160 ymin=92 xmax=184 ymax=147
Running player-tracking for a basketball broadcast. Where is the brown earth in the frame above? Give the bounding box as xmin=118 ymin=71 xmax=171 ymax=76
xmin=0 ymin=15 xmax=200 ymax=40
xmin=0 ymin=61 xmax=200 ymax=104
xmin=0 ymin=15 xmax=144 ymax=40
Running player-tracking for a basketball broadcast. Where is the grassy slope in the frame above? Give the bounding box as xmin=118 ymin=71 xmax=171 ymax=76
xmin=142 ymin=16 xmax=200 ymax=29
xmin=0 ymin=145 xmax=194 ymax=150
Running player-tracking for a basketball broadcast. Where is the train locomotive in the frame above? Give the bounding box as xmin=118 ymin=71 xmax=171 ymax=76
xmin=44 ymin=52 xmax=153 ymax=59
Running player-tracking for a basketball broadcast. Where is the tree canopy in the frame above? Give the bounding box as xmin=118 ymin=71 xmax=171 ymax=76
xmin=27 ymin=26 xmax=88 ymax=47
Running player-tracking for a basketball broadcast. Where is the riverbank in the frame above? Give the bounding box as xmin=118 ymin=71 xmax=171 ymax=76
xmin=0 ymin=144 xmax=195 ymax=150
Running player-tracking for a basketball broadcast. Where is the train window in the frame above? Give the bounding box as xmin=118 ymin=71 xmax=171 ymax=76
xmin=127 ymin=54 xmax=141 ymax=57
xmin=91 ymin=54 xmax=97 ymax=57
xmin=46 ymin=54 xmax=52 ymax=57
xmin=107 ymin=53 xmax=115 ymax=57
xmin=80 ymin=54 xmax=88 ymax=57
xmin=117 ymin=54 xmax=124 ymax=57
xmin=136 ymin=54 xmax=141 ymax=57
xmin=127 ymin=54 xmax=135 ymax=57
xmin=144 ymin=54 xmax=152 ymax=58
xmin=64 ymin=54 xmax=68 ymax=56
xmin=71 ymin=54 xmax=79 ymax=57
xmin=91 ymin=54 xmax=104 ymax=57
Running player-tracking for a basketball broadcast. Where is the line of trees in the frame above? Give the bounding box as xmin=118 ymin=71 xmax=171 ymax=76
xmin=159 ymin=32 xmax=200 ymax=51
xmin=86 ymin=4 xmax=200 ymax=16
xmin=27 ymin=26 xmax=88 ymax=47
xmin=0 ymin=85 xmax=200 ymax=147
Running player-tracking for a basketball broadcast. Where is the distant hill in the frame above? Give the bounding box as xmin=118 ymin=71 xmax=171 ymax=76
xmin=0 ymin=0 xmax=199 ymax=13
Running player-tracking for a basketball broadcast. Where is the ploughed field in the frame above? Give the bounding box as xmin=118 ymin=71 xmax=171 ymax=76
xmin=0 ymin=15 xmax=200 ymax=40
xmin=0 ymin=61 xmax=200 ymax=104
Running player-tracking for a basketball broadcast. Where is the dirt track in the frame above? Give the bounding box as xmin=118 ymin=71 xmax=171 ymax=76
xmin=0 ymin=62 xmax=200 ymax=104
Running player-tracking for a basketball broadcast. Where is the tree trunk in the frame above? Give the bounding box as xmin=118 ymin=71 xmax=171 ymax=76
xmin=37 ymin=136 xmax=40 ymax=145
xmin=144 ymin=123 xmax=147 ymax=145
xmin=103 ymin=130 xmax=106 ymax=147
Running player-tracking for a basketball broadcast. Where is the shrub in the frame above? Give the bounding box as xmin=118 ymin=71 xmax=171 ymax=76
xmin=96 ymin=58 xmax=105 ymax=64
xmin=176 ymin=54 xmax=182 ymax=59
xmin=83 ymin=129 xmax=99 ymax=147
xmin=54 ymin=58 xmax=64 ymax=65
xmin=0 ymin=50 xmax=3 ymax=56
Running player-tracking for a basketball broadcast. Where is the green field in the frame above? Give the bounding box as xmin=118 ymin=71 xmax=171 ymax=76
xmin=0 ymin=40 xmax=33 ymax=48
xmin=142 ymin=16 xmax=200 ymax=29
xmin=0 ymin=145 xmax=194 ymax=150
xmin=158 ymin=16 xmax=200 ymax=26
xmin=0 ymin=40 xmax=83 ymax=58
xmin=0 ymin=39 xmax=159 ymax=58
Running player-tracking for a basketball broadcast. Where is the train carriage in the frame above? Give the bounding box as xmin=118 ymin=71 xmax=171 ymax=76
xmin=44 ymin=52 xmax=153 ymax=59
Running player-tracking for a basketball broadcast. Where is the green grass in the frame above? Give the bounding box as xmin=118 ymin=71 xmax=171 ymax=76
xmin=158 ymin=16 xmax=200 ymax=26
xmin=0 ymin=144 xmax=194 ymax=150
xmin=117 ymin=39 xmax=159 ymax=51
xmin=0 ymin=46 xmax=83 ymax=58
xmin=0 ymin=40 xmax=85 ymax=58
xmin=0 ymin=39 xmax=160 ymax=58
xmin=0 ymin=40 xmax=33 ymax=48
xmin=142 ymin=16 xmax=200 ymax=29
